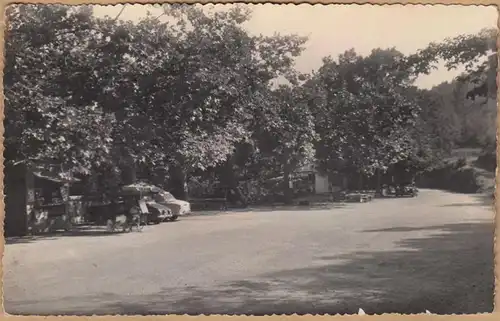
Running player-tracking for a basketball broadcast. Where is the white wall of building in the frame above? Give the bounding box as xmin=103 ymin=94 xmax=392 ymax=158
xmin=315 ymin=173 xmax=330 ymax=194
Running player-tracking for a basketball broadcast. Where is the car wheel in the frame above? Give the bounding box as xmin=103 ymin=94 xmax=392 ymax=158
xmin=170 ymin=215 xmax=179 ymax=222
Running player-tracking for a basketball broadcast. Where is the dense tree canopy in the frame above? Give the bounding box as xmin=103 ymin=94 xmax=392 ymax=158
xmin=4 ymin=4 xmax=495 ymax=202
xmin=311 ymin=48 xmax=423 ymax=177
xmin=5 ymin=5 xmax=307 ymax=197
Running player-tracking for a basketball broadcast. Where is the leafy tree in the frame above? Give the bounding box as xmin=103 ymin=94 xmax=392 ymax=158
xmin=250 ymin=84 xmax=316 ymax=203
xmin=423 ymin=79 xmax=496 ymax=150
xmin=312 ymin=48 xmax=422 ymax=190
xmin=413 ymin=28 xmax=497 ymax=101
xmin=5 ymin=4 xmax=308 ymax=201
xmin=137 ymin=5 xmax=308 ymax=199
xmin=4 ymin=5 xmax=115 ymax=175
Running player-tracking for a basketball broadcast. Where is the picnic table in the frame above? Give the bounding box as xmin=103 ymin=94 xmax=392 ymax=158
xmin=344 ymin=192 xmax=374 ymax=203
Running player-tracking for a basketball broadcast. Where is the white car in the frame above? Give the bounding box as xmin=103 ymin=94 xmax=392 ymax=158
xmin=153 ymin=191 xmax=191 ymax=216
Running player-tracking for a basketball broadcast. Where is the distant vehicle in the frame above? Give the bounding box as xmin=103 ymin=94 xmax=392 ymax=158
xmin=395 ymin=184 xmax=419 ymax=197
xmin=381 ymin=183 xmax=418 ymax=198
xmin=153 ymin=191 xmax=192 ymax=216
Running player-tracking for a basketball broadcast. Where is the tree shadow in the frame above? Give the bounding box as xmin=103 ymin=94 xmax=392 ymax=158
xmin=22 ymin=221 xmax=492 ymax=316
xmin=440 ymin=203 xmax=486 ymax=207
xmin=473 ymin=193 xmax=495 ymax=207
xmin=439 ymin=193 xmax=495 ymax=208
xmin=228 ymin=203 xmax=349 ymax=213
xmin=5 ymin=225 xmax=128 ymax=244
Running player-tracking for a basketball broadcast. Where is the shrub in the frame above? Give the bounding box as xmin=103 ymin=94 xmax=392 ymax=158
xmin=417 ymin=162 xmax=481 ymax=194
xmin=475 ymin=152 xmax=497 ymax=172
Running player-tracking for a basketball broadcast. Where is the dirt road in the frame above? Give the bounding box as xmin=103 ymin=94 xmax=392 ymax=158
xmin=3 ymin=189 xmax=494 ymax=315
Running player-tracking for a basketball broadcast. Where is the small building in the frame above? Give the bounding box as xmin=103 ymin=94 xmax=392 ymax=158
xmin=295 ymin=162 xmax=341 ymax=195
xmin=4 ymin=161 xmax=79 ymax=237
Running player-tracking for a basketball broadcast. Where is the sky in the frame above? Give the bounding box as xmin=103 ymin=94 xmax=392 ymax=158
xmin=93 ymin=4 xmax=497 ymax=89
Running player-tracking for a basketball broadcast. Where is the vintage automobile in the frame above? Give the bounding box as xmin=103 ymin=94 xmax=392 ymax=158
xmin=145 ymin=201 xmax=177 ymax=222
xmin=86 ymin=183 xmax=175 ymax=228
xmin=86 ymin=196 xmax=147 ymax=229
xmin=121 ymin=183 xmax=179 ymax=223
xmin=153 ymin=191 xmax=192 ymax=216
xmin=381 ymin=183 xmax=418 ymax=198
xmin=394 ymin=184 xmax=419 ymax=197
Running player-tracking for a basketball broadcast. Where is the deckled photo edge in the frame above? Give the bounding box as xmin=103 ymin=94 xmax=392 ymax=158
xmin=0 ymin=0 xmax=498 ymax=320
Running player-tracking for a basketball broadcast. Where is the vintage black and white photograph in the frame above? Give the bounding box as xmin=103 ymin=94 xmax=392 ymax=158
xmin=2 ymin=3 xmax=497 ymax=316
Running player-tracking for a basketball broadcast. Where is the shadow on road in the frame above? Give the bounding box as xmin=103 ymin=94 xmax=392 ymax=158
xmin=473 ymin=193 xmax=495 ymax=207
xmin=229 ymin=203 xmax=348 ymax=213
xmin=6 ymin=202 xmax=349 ymax=245
xmin=188 ymin=203 xmax=349 ymax=217
xmin=5 ymin=225 xmax=127 ymax=245
xmin=28 ymin=221 xmax=492 ymax=316
xmin=439 ymin=193 xmax=494 ymax=208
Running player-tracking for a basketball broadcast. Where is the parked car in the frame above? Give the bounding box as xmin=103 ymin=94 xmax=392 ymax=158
xmin=153 ymin=191 xmax=192 ymax=216
xmin=145 ymin=201 xmax=177 ymax=223
xmin=381 ymin=183 xmax=418 ymax=198
xmin=395 ymin=184 xmax=419 ymax=197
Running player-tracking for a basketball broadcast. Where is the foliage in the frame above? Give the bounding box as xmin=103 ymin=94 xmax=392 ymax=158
xmin=423 ymin=80 xmax=496 ymax=150
xmin=254 ymin=85 xmax=316 ymax=171
xmin=5 ymin=4 xmax=495 ymax=203
xmin=311 ymin=48 xmax=423 ymax=177
xmin=413 ymin=28 xmax=497 ymax=100
xmin=4 ymin=5 xmax=115 ymax=174
xmin=5 ymin=4 xmax=308 ymax=198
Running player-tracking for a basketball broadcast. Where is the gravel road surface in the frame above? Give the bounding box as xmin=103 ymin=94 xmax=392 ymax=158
xmin=3 ymin=189 xmax=494 ymax=315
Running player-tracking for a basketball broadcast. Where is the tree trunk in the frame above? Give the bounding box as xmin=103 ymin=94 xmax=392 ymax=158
xmin=168 ymin=164 xmax=188 ymax=200
xmin=375 ymin=168 xmax=382 ymax=195
xmin=219 ymin=157 xmax=247 ymax=207
xmin=283 ymin=156 xmax=293 ymax=205
xmin=118 ymin=147 xmax=136 ymax=186
xmin=120 ymin=163 xmax=136 ymax=185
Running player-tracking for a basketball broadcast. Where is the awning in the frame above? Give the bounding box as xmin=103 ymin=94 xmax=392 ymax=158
xmin=32 ymin=171 xmax=80 ymax=184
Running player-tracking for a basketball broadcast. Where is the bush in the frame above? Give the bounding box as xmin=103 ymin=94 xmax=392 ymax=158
xmin=242 ymin=179 xmax=284 ymax=205
xmin=417 ymin=162 xmax=481 ymax=194
xmin=475 ymin=151 xmax=497 ymax=172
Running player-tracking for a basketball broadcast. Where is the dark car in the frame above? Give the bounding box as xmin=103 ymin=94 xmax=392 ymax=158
xmin=395 ymin=184 xmax=419 ymax=197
